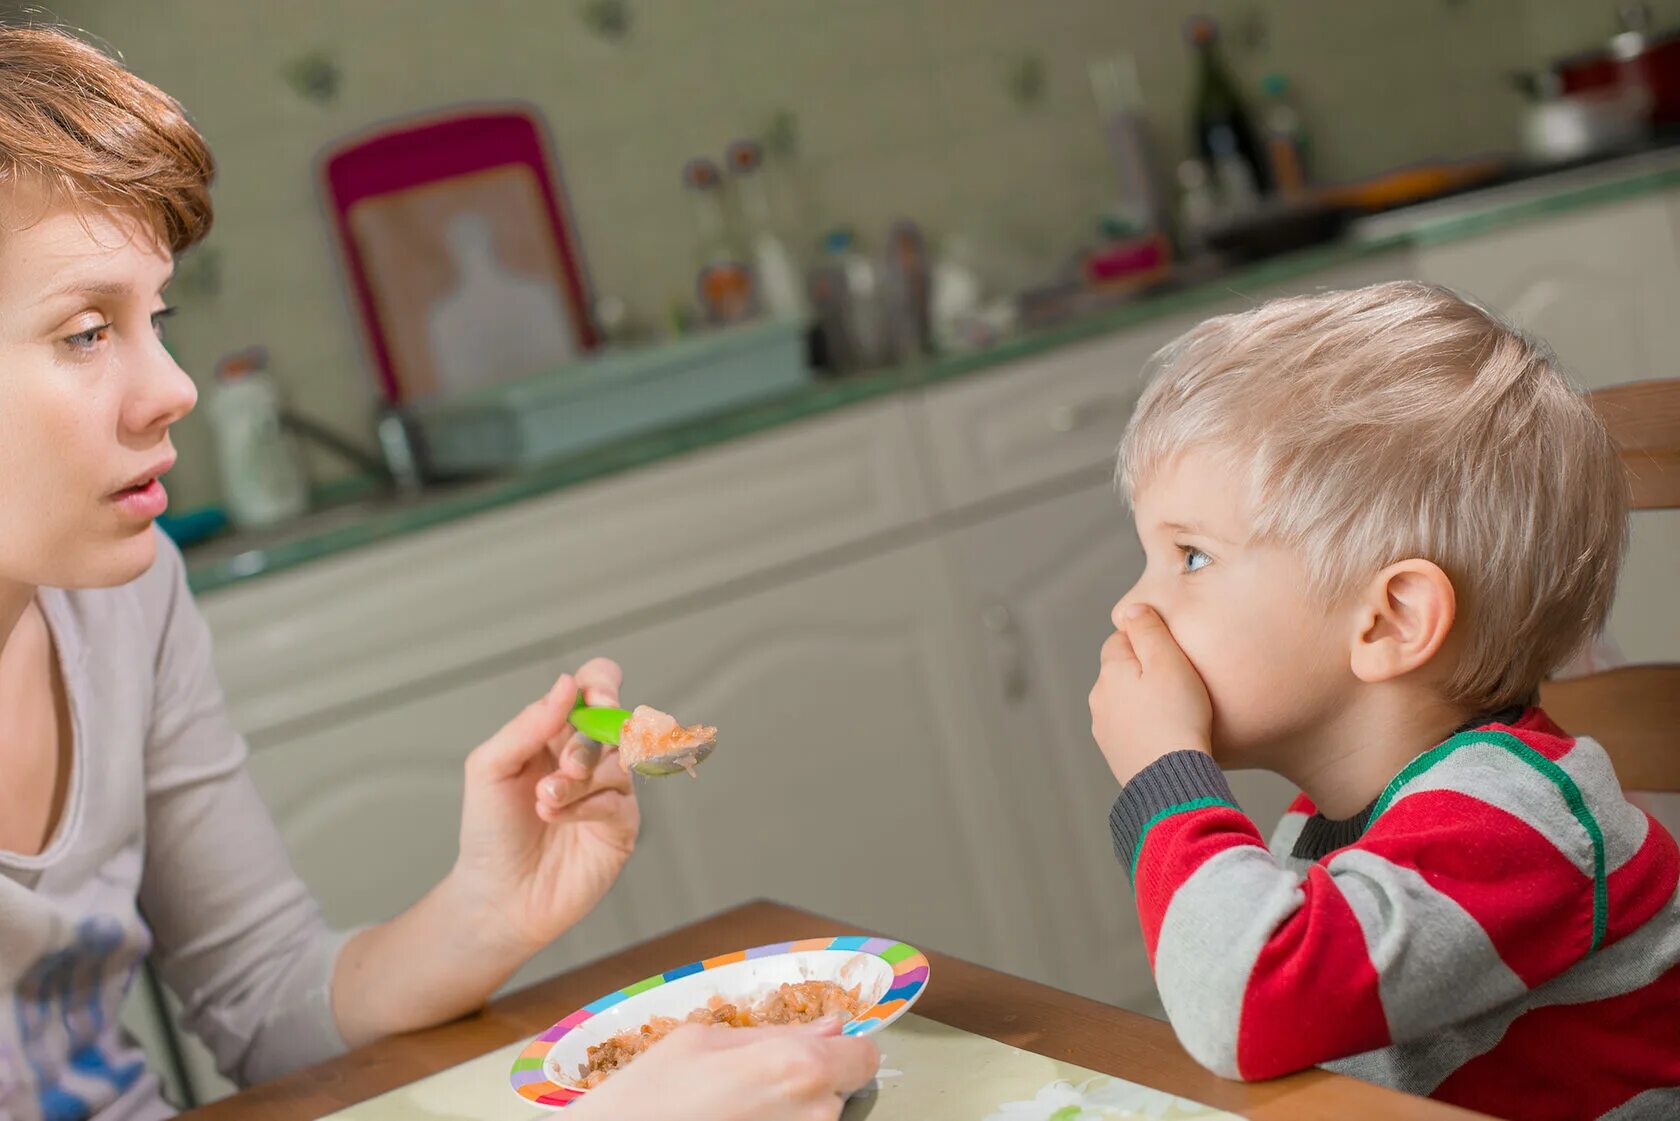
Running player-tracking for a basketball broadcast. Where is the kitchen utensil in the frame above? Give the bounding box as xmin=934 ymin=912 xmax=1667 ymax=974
xmin=1201 ymin=198 xmax=1352 ymax=261
xmin=1556 ymin=2 xmax=1680 ymax=127
xmin=570 ymin=702 xmax=717 ymax=777
xmin=1511 ymin=69 xmax=1650 ymax=163
xmin=1523 ymin=88 xmax=1650 ymax=162
xmin=1317 ymin=158 xmax=1509 ymax=213
xmin=509 ymin=936 xmax=930 ymax=1108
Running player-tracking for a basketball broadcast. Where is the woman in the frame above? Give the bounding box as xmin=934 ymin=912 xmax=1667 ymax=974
xmin=0 ymin=25 xmax=876 ymax=1121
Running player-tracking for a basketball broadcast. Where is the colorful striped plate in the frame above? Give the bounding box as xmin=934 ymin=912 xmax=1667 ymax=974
xmin=509 ymin=935 xmax=930 ymax=1108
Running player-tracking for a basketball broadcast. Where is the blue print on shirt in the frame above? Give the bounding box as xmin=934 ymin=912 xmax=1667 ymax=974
xmin=13 ymin=916 xmax=145 ymax=1121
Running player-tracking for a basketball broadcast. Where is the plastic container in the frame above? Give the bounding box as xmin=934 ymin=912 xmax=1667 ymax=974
xmin=684 ymin=158 xmax=758 ymax=325
xmin=1259 ymin=73 xmax=1310 ymax=197
xmin=207 ymin=348 xmax=310 ymax=529
xmin=402 ymin=317 xmax=809 ymax=476
xmin=726 ymin=140 xmax=806 ymax=319
xmin=820 ymin=229 xmax=885 ymax=368
xmin=878 ymin=220 xmax=933 ymax=365
xmin=1089 ymin=53 xmax=1172 ymax=236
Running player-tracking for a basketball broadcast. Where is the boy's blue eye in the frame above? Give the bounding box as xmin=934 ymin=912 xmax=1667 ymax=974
xmin=1181 ymin=546 xmax=1211 ymax=573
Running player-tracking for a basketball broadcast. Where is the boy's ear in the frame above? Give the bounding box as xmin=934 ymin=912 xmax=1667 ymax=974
xmin=1349 ymin=559 xmax=1457 ymax=685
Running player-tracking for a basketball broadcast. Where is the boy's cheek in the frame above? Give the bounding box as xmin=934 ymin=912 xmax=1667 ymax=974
xmin=1164 ymin=619 xmax=1219 ymax=685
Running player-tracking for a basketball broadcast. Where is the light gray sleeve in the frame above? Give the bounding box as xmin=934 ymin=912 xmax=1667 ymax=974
xmin=135 ymin=534 xmax=353 ymax=1087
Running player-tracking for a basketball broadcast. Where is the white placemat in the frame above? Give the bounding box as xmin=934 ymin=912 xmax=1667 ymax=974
xmin=318 ymin=1014 xmax=1238 ymax=1120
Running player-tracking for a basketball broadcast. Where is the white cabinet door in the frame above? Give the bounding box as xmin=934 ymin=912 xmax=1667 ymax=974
xmin=938 ymin=480 xmax=1297 ymax=1013
xmin=1415 ymin=193 xmax=1680 ymax=392
xmin=1415 ymin=193 xmax=1680 ymax=664
xmin=555 ymin=540 xmax=1053 ymax=986
xmin=245 ymin=648 xmax=655 ymax=997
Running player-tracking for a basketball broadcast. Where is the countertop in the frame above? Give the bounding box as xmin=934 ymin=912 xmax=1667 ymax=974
xmin=184 ymin=147 xmax=1680 ymax=596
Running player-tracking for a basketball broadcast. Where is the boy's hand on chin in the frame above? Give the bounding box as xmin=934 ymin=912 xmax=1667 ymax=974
xmin=1089 ymin=604 xmax=1213 ymax=787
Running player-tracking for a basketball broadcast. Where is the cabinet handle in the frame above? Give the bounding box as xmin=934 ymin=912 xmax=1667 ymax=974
xmin=1047 ymin=393 xmax=1132 ymax=434
xmin=1047 ymin=403 xmax=1083 ymax=433
xmin=982 ymin=603 xmax=1030 ymax=701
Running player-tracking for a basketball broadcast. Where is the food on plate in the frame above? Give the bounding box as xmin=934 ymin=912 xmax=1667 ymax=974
xmin=573 ymin=980 xmax=863 ymax=1088
xmin=617 ymin=704 xmax=717 ymax=773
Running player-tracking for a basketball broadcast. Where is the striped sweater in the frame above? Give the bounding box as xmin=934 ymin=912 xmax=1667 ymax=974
xmin=1109 ymin=708 xmax=1680 ymax=1121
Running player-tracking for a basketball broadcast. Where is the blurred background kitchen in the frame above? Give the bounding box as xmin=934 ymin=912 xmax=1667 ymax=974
xmin=31 ymin=0 xmax=1680 ymax=1108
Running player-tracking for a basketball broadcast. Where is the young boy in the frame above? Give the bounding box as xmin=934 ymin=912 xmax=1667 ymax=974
xmin=1089 ymin=282 xmax=1679 ymax=1121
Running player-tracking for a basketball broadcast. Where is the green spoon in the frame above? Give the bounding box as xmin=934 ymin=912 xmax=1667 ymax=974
xmin=570 ymin=702 xmax=718 ymax=777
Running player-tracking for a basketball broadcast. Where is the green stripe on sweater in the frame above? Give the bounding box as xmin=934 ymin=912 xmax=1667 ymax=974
xmin=1131 ymin=797 xmax=1241 ymax=880
xmin=1369 ymin=730 xmax=1608 ymax=952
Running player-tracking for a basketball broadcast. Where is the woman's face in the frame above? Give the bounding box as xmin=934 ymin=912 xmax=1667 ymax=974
xmin=0 ymin=197 xmax=196 ymax=589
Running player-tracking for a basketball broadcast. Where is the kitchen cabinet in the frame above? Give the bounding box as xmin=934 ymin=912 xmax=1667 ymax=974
xmin=1414 ymin=193 xmax=1680 ymax=391
xmin=201 ymin=397 xmax=931 ymax=746
xmin=912 ymin=255 xmax=1414 ymax=516
xmin=119 ymin=970 xmax=205 ymax=1108
xmin=242 ymin=650 xmax=649 ymax=1069
xmin=1414 ymin=190 xmax=1680 ymax=664
xmin=242 ymin=656 xmax=563 ymax=935
xmin=119 ymin=968 xmax=234 ymax=1108
xmin=553 ymin=538 xmax=1052 ymax=987
xmin=936 ymin=479 xmax=1297 ymax=1012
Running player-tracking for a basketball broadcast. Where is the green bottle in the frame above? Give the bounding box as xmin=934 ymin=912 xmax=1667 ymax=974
xmin=1186 ymin=16 xmax=1271 ymax=197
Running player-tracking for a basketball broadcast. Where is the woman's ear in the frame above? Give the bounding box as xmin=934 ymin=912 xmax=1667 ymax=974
xmin=1348 ymin=559 xmax=1457 ymax=685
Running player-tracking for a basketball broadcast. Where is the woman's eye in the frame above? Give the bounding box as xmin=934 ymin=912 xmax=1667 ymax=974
xmin=152 ymin=306 xmax=179 ymax=337
xmin=64 ymin=323 xmax=111 ymax=350
xmin=1181 ymin=546 xmax=1211 ymax=573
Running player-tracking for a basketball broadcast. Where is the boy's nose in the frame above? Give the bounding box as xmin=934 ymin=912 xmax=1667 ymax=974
xmin=1112 ymin=589 xmax=1141 ymax=628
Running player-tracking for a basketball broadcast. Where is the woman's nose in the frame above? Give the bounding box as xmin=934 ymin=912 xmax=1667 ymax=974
xmin=125 ymin=345 xmax=198 ymax=436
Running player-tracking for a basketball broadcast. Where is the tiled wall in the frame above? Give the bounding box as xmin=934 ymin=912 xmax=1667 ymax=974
xmin=52 ymin=0 xmax=1677 ymax=511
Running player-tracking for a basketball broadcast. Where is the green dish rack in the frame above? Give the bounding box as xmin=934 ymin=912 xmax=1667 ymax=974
xmin=403 ymin=317 xmax=809 ymax=477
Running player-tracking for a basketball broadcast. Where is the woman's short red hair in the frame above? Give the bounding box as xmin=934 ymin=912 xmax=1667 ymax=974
xmin=0 ymin=25 xmax=213 ymax=253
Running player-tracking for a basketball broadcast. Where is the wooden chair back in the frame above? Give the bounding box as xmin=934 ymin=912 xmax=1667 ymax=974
xmin=1539 ymin=378 xmax=1680 ymax=793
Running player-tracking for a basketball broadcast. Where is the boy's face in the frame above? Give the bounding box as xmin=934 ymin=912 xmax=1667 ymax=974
xmin=1116 ymin=448 xmax=1353 ymax=770
xmin=0 ymin=196 xmax=196 ymax=589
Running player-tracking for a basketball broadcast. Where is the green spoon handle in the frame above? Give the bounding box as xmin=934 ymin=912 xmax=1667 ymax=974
xmin=569 ymin=702 xmax=632 ymax=746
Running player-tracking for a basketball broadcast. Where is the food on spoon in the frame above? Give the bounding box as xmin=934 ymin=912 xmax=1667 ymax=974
xmin=616 ymin=704 xmax=717 ymax=773
xmin=573 ymin=980 xmax=863 ymax=1088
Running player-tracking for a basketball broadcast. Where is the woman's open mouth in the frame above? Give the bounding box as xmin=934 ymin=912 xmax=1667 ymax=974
xmin=111 ymin=476 xmax=169 ymax=520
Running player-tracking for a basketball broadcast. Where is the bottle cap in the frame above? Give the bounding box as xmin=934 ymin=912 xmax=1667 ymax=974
xmin=725 ymin=140 xmax=763 ymax=174
xmin=682 ymin=158 xmax=722 ymax=191
xmin=215 ymin=346 xmax=268 ymax=380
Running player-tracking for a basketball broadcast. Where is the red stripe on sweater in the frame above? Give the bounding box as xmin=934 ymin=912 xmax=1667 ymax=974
xmin=1134 ymin=805 xmax=1265 ymax=967
xmin=1361 ymin=791 xmax=1593 ymax=986
xmin=1432 ymin=959 xmax=1680 ymax=1121
xmin=1497 ymin=708 xmax=1573 ymax=759
xmin=1236 ymin=862 xmax=1391 ymax=1079
xmin=1604 ymin=815 xmax=1680 ymax=947
xmin=1285 ymin=791 xmax=1317 ymax=816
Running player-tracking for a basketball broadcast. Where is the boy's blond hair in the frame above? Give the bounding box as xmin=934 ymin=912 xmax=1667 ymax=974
xmin=0 ymin=25 xmax=213 ymax=252
xmin=1119 ymin=281 xmax=1629 ymax=713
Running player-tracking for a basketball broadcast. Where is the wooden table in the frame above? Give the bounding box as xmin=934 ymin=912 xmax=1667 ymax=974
xmin=179 ymin=900 xmax=1492 ymax=1120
